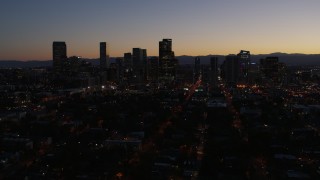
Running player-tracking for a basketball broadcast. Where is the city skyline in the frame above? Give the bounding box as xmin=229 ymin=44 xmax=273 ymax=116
xmin=1 ymin=0 xmax=320 ymax=60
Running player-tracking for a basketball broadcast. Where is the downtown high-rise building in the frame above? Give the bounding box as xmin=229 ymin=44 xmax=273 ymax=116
xmin=124 ymin=52 xmax=132 ymax=68
xmin=221 ymin=50 xmax=250 ymax=85
xmin=159 ymin=39 xmax=177 ymax=82
xmin=132 ymin=48 xmax=147 ymax=83
xmin=122 ymin=52 xmax=133 ymax=83
xmin=52 ymin=41 xmax=67 ymax=71
xmin=222 ymin=54 xmax=239 ymax=85
xmin=210 ymin=57 xmax=219 ymax=87
xmin=100 ymin=42 xmax=110 ymax=69
xmin=237 ymin=50 xmax=250 ymax=83
xmin=260 ymin=56 xmax=286 ymax=84
xmin=260 ymin=56 xmax=279 ymax=76
xmin=116 ymin=57 xmax=124 ymax=83
xmin=148 ymin=57 xmax=159 ymax=83
xmin=194 ymin=57 xmax=201 ymax=83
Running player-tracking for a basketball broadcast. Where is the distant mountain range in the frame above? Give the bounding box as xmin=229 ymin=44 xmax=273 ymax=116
xmin=0 ymin=53 xmax=320 ymax=68
xmin=177 ymin=53 xmax=320 ymax=66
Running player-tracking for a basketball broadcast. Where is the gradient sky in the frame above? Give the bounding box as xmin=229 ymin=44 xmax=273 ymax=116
xmin=1 ymin=0 xmax=320 ymax=60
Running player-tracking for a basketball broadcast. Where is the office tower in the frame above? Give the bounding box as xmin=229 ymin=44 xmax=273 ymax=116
xmin=260 ymin=57 xmax=279 ymax=77
xmin=116 ymin=58 xmax=123 ymax=83
xmin=260 ymin=57 xmax=286 ymax=84
xmin=124 ymin=52 xmax=132 ymax=68
xmin=142 ymin=49 xmax=148 ymax=81
xmin=201 ymin=64 xmax=210 ymax=84
xmin=159 ymin=39 xmax=177 ymax=82
xmin=148 ymin=57 xmax=159 ymax=82
xmin=210 ymin=57 xmax=219 ymax=86
xmin=123 ymin=52 xmax=133 ymax=83
xmin=142 ymin=49 xmax=147 ymax=63
xmin=107 ymin=63 xmax=117 ymax=82
xmin=100 ymin=42 xmax=110 ymax=69
xmin=132 ymin=48 xmax=147 ymax=83
xmin=124 ymin=52 xmax=133 ymax=73
xmin=237 ymin=50 xmax=250 ymax=83
xmin=65 ymin=56 xmax=81 ymax=73
xmin=52 ymin=41 xmax=67 ymax=71
xmin=194 ymin=57 xmax=201 ymax=82
xmin=132 ymin=48 xmax=142 ymax=82
xmin=223 ymin=54 xmax=239 ymax=85
xmin=248 ymin=62 xmax=260 ymax=84
xmin=132 ymin=48 xmax=143 ymax=67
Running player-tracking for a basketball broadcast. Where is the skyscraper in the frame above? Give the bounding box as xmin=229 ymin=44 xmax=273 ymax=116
xmin=222 ymin=54 xmax=239 ymax=85
xmin=132 ymin=48 xmax=147 ymax=83
xmin=124 ymin=52 xmax=132 ymax=68
xmin=148 ymin=57 xmax=159 ymax=83
xmin=237 ymin=50 xmax=250 ymax=83
xmin=159 ymin=39 xmax=177 ymax=82
xmin=194 ymin=57 xmax=201 ymax=83
xmin=116 ymin=57 xmax=123 ymax=83
xmin=100 ymin=42 xmax=109 ymax=69
xmin=52 ymin=41 xmax=67 ymax=71
xmin=132 ymin=48 xmax=143 ymax=68
xmin=260 ymin=57 xmax=284 ymax=83
xmin=210 ymin=57 xmax=219 ymax=87
xmin=142 ymin=49 xmax=148 ymax=81
xmin=260 ymin=56 xmax=279 ymax=77
xmin=122 ymin=52 xmax=132 ymax=83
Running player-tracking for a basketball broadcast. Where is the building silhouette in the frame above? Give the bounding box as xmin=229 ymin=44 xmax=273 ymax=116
xmin=124 ymin=52 xmax=132 ymax=69
xmin=100 ymin=42 xmax=109 ymax=69
xmin=210 ymin=57 xmax=219 ymax=87
xmin=159 ymin=39 xmax=177 ymax=83
xmin=148 ymin=57 xmax=159 ymax=83
xmin=237 ymin=50 xmax=250 ymax=83
xmin=132 ymin=48 xmax=147 ymax=83
xmin=194 ymin=57 xmax=201 ymax=83
xmin=52 ymin=41 xmax=67 ymax=71
xmin=260 ymin=56 xmax=286 ymax=84
xmin=142 ymin=49 xmax=147 ymax=81
xmin=221 ymin=50 xmax=251 ymax=85
xmin=123 ymin=52 xmax=133 ymax=83
xmin=260 ymin=56 xmax=279 ymax=77
xmin=222 ymin=54 xmax=239 ymax=85
xmin=116 ymin=57 xmax=123 ymax=83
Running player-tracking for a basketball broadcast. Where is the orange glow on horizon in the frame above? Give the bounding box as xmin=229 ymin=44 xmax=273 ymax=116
xmin=1 ymin=39 xmax=320 ymax=60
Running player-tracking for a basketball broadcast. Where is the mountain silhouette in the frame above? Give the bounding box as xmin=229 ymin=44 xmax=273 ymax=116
xmin=1 ymin=53 xmax=320 ymax=68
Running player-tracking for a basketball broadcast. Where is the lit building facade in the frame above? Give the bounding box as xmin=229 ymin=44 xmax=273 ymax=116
xmin=159 ymin=39 xmax=177 ymax=82
xmin=237 ymin=50 xmax=251 ymax=84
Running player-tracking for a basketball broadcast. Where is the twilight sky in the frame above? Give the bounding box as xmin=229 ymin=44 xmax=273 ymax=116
xmin=0 ymin=0 xmax=320 ymax=60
